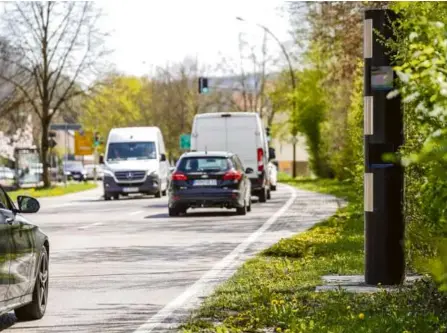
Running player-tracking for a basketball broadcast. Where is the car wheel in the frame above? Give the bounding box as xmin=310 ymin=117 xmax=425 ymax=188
xmin=155 ymin=190 xmax=162 ymax=198
xmin=104 ymin=194 xmax=111 ymax=201
xmin=236 ymin=200 xmax=247 ymax=215
xmin=271 ymin=185 xmax=277 ymax=191
xmin=247 ymin=198 xmax=252 ymax=212
xmin=113 ymin=194 xmax=119 ymax=200
xmin=15 ymin=245 xmax=49 ymax=321
xmin=267 ymin=189 xmax=271 ymax=200
xmin=258 ymin=188 xmax=267 ymax=203
xmin=162 ymin=189 xmax=167 ymax=196
xmin=168 ymin=207 xmax=178 ymax=217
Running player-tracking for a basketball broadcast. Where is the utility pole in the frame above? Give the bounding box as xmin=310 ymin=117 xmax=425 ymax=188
xmin=363 ymin=9 xmax=404 ymax=285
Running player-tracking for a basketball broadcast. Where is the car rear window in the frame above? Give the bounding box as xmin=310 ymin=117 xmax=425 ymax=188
xmin=177 ymin=157 xmax=231 ymax=172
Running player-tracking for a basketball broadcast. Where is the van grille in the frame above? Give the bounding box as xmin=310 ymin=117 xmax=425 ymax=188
xmin=115 ymin=171 xmax=146 ymax=182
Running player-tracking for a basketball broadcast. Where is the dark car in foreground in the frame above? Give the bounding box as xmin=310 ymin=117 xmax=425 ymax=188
xmin=0 ymin=185 xmax=49 ymax=321
xmin=168 ymin=151 xmax=253 ymax=216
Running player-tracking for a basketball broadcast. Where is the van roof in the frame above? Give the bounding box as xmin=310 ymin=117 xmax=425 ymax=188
xmin=108 ymin=127 xmax=161 ymax=142
xmin=181 ymin=151 xmax=233 ymax=158
xmin=194 ymin=112 xmax=260 ymax=119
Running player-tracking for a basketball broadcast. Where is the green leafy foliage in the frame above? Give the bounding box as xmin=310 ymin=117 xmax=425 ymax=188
xmin=387 ymin=1 xmax=447 ymax=290
xmin=289 ymin=68 xmax=331 ymax=177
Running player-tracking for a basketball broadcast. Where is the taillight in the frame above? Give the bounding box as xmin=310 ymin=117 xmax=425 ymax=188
xmin=223 ymin=170 xmax=242 ymax=181
xmin=257 ymin=148 xmax=264 ymax=172
xmin=171 ymin=172 xmax=187 ymax=181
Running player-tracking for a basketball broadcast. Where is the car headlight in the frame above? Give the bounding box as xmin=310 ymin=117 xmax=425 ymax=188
xmin=103 ymin=169 xmax=114 ymax=177
xmin=147 ymin=170 xmax=159 ymax=177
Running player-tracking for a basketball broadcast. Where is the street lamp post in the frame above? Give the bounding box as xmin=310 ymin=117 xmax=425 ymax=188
xmin=236 ymin=16 xmax=298 ymax=178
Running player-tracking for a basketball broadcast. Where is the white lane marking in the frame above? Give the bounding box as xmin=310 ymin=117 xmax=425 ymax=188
xmin=133 ymin=185 xmax=297 ymax=333
xmin=129 ymin=210 xmax=144 ymax=216
xmin=44 ymin=202 xmax=74 ymax=209
xmin=78 ymin=222 xmax=103 ymax=230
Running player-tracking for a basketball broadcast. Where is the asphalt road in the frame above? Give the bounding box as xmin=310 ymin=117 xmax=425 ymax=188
xmin=1 ymin=184 xmax=340 ymax=333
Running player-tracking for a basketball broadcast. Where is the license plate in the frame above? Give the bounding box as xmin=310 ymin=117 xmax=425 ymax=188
xmin=193 ymin=179 xmax=217 ymax=186
xmin=123 ymin=187 xmax=139 ymax=193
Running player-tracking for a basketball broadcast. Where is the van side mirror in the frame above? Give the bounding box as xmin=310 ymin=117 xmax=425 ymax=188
xmin=160 ymin=154 xmax=167 ymax=162
xmin=268 ymin=147 xmax=276 ymax=160
xmin=245 ymin=167 xmax=254 ymax=174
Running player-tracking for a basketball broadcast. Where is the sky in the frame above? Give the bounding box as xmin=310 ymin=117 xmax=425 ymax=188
xmin=95 ymin=0 xmax=297 ymax=77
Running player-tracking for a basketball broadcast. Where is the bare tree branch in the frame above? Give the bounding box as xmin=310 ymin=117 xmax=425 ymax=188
xmin=0 ymin=2 xmax=111 ymax=187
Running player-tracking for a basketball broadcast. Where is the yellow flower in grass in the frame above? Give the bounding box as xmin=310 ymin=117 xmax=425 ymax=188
xmin=271 ymin=300 xmax=279 ymax=305
xmin=358 ymin=313 xmax=365 ymax=320
xmin=276 ymin=327 xmax=282 ymax=332
xmin=279 ymin=300 xmax=285 ymax=305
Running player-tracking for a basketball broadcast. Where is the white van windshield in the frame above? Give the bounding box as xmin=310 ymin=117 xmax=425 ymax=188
xmin=107 ymin=142 xmax=157 ymax=161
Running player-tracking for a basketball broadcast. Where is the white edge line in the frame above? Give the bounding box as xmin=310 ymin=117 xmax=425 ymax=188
xmin=78 ymin=222 xmax=103 ymax=230
xmin=133 ymin=185 xmax=297 ymax=333
xmin=129 ymin=210 xmax=144 ymax=216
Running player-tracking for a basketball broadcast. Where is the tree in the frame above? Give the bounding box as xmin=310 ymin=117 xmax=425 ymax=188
xmin=0 ymin=2 xmax=109 ymax=187
xmin=290 ymin=68 xmax=329 ymax=177
xmin=213 ymin=32 xmax=278 ymax=122
xmin=286 ymin=1 xmax=388 ymax=179
xmin=82 ymin=74 xmax=151 ymax=148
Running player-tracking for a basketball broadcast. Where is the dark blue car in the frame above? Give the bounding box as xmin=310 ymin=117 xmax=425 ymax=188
xmin=168 ymin=151 xmax=253 ymax=216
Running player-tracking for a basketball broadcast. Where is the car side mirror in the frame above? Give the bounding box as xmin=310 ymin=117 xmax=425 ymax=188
xmin=268 ymin=147 xmax=276 ymax=160
xmin=245 ymin=167 xmax=254 ymax=174
xmin=160 ymin=154 xmax=167 ymax=162
xmin=17 ymin=195 xmax=40 ymax=214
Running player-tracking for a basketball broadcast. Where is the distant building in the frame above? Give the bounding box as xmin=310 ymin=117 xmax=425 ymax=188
xmin=0 ymin=114 xmax=36 ymax=162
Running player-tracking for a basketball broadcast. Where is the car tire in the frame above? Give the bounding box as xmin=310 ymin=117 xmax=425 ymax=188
xmin=247 ymin=198 xmax=252 ymax=212
xmin=168 ymin=207 xmax=178 ymax=217
xmin=236 ymin=201 xmax=247 ymax=215
xmin=15 ymin=245 xmax=49 ymax=321
xmin=162 ymin=189 xmax=167 ymax=196
xmin=271 ymin=185 xmax=277 ymax=191
xmin=258 ymin=188 xmax=267 ymax=203
xmin=113 ymin=194 xmax=119 ymax=200
xmin=104 ymin=194 xmax=111 ymax=201
xmin=267 ymin=189 xmax=271 ymax=200
xmin=155 ymin=190 xmax=162 ymax=198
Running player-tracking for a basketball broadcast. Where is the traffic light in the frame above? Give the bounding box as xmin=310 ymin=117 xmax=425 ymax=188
xmin=94 ymin=132 xmax=102 ymax=147
xmin=48 ymin=138 xmax=57 ymax=148
xmin=266 ymin=127 xmax=271 ymax=142
xmin=198 ymin=77 xmax=209 ymax=94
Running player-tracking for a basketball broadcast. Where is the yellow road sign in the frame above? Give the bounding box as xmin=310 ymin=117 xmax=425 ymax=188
xmin=74 ymin=131 xmax=93 ymax=156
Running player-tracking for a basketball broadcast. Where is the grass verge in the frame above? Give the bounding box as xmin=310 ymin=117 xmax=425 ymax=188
xmin=181 ymin=178 xmax=447 ymax=333
xmin=6 ymin=182 xmax=97 ymax=202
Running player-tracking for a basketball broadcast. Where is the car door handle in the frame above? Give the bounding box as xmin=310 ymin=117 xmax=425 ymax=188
xmin=6 ymin=217 xmax=14 ymax=224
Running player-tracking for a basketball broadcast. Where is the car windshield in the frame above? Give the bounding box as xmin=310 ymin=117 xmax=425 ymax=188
xmin=177 ymin=156 xmax=231 ymax=173
xmin=107 ymin=142 xmax=157 ymax=161
xmin=64 ymin=162 xmax=83 ymax=171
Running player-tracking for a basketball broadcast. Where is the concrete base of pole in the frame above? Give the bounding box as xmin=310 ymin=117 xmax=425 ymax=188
xmin=315 ymin=274 xmax=423 ymax=293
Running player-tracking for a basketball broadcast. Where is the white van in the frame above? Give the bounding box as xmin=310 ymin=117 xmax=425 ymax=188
xmin=101 ymin=127 xmax=170 ymax=200
xmin=190 ymin=112 xmax=275 ymax=202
